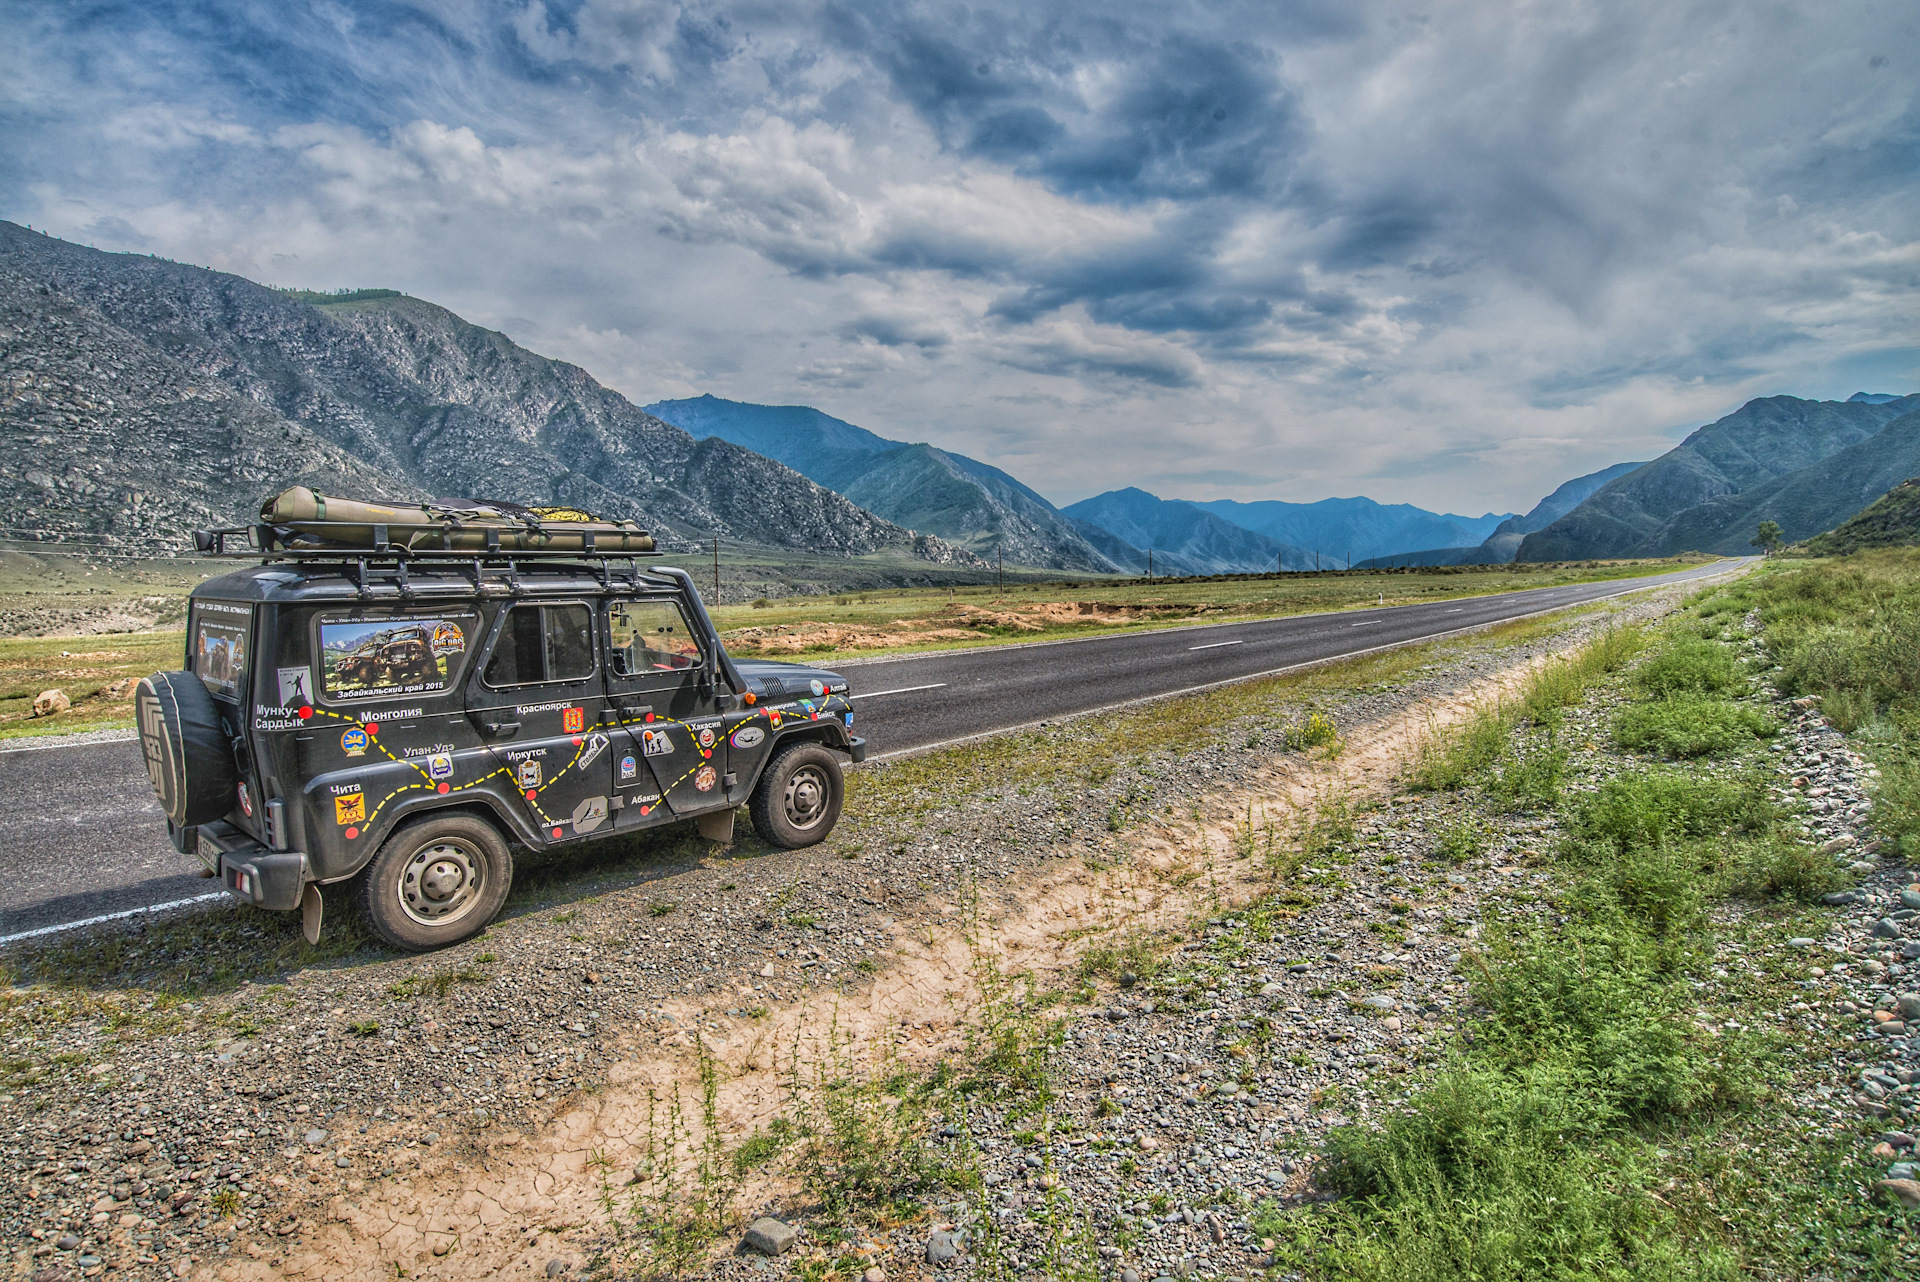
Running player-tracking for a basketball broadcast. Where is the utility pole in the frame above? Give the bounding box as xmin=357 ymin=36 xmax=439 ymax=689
xmin=997 ymin=544 xmax=1003 ymax=592
xmin=1147 ymin=549 xmax=1153 ymax=579
xmin=712 ymin=536 xmax=719 ymax=601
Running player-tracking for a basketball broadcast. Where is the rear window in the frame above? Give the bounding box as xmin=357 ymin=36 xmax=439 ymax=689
xmin=316 ymin=610 xmax=477 ymax=703
xmin=190 ymin=601 xmax=252 ymax=700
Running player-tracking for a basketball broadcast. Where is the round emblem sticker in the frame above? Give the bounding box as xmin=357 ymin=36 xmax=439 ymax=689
xmin=340 ymin=726 xmax=369 ymax=756
xmin=694 ymin=764 xmax=718 ymax=792
xmin=698 ymin=726 xmax=716 ymax=749
xmin=730 ymin=725 xmax=765 ymax=749
xmin=809 ymin=679 xmax=825 ymax=697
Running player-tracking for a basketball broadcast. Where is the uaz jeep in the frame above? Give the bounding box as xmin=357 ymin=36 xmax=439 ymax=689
xmin=135 ymin=490 xmax=865 ymax=952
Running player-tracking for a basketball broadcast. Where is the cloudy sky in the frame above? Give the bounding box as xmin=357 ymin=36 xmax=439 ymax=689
xmin=4 ymin=1 xmax=1917 ymax=514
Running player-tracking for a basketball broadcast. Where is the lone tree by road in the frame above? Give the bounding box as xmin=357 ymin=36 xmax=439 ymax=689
xmin=1751 ymin=519 xmax=1783 ymax=556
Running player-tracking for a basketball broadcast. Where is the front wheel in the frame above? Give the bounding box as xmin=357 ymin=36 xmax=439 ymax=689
xmin=748 ymin=743 xmax=844 ymax=849
xmin=356 ymin=813 xmax=513 ymax=951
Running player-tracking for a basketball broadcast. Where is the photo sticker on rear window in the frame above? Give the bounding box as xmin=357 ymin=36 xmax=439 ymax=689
xmin=319 ymin=612 xmax=475 ymax=702
xmin=191 ymin=611 xmax=249 ymax=698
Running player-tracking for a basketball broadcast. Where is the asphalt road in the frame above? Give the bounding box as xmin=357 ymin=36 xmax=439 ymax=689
xmin=0 ymin=558 xmax=1746 ymax=941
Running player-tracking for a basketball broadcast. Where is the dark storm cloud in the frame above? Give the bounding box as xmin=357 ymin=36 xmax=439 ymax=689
xmin=831 ymin=4 xmax=1309 ymax=203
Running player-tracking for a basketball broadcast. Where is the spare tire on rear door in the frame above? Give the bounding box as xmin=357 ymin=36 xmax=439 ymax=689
xmin=135 ymin=671 xmax=239 ymax=827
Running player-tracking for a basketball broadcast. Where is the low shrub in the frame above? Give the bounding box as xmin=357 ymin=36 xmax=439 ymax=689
xmin=1613 ymin=697 xmax=1773 ymax=758
xmin=1435 ymin=815 xmax=1487 ymax=864
xmin=1727 ymin=836 xmax=1849 ymax=903
xmin=1489 ymin=742 xmax=1567 ymax=812
xmin=1407 ymin=704 xmax=1511 ymax=791
xmin=1562 ymin=770 xmax=1772 ymax=857
xmin=1284 ymin=710 xmax=1340 ymax=752
xmin=1630 ymin=637 xmax=1746 ymax=700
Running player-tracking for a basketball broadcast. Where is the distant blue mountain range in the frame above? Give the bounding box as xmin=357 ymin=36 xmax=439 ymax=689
xmin=1189 ymin=496 xmax=1511 ymax=567
xmin=643 ymin=395 xmax=1127 ymax=572
xmin=649 ymin=390 xmax=1879 ymax=575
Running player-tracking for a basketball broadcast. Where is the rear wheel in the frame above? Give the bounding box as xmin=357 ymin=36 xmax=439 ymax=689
xmin=748 ymin=742 xmax=844 ymax=848
xmin=356 ymin=813 xmax=513 ymax=951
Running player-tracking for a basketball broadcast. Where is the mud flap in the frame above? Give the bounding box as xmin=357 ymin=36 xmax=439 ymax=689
xmin=300 ymin=883 xmax=324 ymax=946
xmin=697 ymin=808 xmax=735 ymax=844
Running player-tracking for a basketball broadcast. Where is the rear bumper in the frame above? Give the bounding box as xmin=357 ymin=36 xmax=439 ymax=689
xmin=200 ymin=821 xmax=309 ymax=912
xmin=847 ymin=735 xmax=867 ymax=764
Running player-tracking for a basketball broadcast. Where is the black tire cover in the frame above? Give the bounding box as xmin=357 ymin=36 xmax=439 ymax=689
xmin=135 ymin=671 xmax=238 ymax=827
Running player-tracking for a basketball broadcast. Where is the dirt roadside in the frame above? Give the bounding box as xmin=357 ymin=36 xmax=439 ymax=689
xmin=1 ymin=579 xmax=1722 ymax=1282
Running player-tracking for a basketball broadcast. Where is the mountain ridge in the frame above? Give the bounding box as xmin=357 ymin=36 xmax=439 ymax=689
xmin=0 ymin=223 xmax=977 ymax=568
xmin=642 ymin=394 xmax=1126 ymax=572
xmin=1517 ymin=394 xmax=1920 ymax=560
xmin=1062 ymin=488 xmax=1317 ymax=574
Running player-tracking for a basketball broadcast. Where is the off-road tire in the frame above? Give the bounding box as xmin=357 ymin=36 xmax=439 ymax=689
xmin=748 ymin=742 xmax=843 ymax=849
xmin=356 ymin=813 xmax=513 ymax=952
xmin=134 ymin=670 xmax=238 ymax=827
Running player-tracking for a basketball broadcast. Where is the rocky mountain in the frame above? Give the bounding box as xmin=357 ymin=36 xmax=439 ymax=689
xmin=1806 ymin=476 xmax=1920 ymax=556
xmin=1363 ymin=460 xmax=1654 ymax=566
xmin=0 ymin=263 xmax=424 ymax=551
xmin=1061 ymin=488 xmax=1316 ymax=574
xmin=643 ymin=394 xmax=1126 ymax=572
xmin=0 ymin=223 xmax=975 ymax=566
xmin=1191 ymin=496 xmax=1511 ymax=567
xmin=1517 ymin=395 xmax=1920 ymax=561
xmin=1646 ymin=404 xmax=1920 ymax=554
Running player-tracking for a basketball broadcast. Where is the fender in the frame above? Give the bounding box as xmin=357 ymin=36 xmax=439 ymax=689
xmin=766 ymin=718 xmax=863 ymax=759
xmin=306 ymin=783 xmax=536 ymax=883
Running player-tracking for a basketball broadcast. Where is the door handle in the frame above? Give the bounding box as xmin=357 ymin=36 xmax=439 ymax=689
xmin=484 ymin=721 xmax=521 ymax=736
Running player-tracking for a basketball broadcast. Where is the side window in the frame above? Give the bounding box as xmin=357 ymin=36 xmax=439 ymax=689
xmin=484 ymin=604 xmax=596 ymax=687
xmin=608 ymin=600 xmax=704 ymax=677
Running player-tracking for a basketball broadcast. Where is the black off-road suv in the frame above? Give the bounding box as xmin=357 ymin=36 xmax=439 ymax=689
xmin=135 ymin=497 xmax=864 ymax=952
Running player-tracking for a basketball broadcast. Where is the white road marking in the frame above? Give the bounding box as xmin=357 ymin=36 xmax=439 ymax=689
xmin=1188 ymin=640 xmax=1244 ymax=650
xmin=849 ymin=683 xmax=948 ymax=700
xmin=1446 ymin=608 xmax=1464 ymax=613
xmin=0 ymin=891 xmax=229 ymax=947
xmin=1350 ymin=619 xmax=1383 ymax=626
xmin=0 ymin=733 xmax=138 ymax=755
xmin=862 ymin=560 xmax=1751 ymax=766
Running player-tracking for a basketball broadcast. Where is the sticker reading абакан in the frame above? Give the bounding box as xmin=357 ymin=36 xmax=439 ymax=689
xmin=319 ymin=613 xmax=474 ymax=702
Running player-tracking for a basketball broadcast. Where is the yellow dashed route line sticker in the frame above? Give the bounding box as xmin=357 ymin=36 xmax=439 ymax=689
xmin=309 ymin=692 xmax=850 ymax=837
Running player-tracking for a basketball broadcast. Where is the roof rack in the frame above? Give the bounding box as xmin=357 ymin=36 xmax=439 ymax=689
xmin=191 ymin=523 xmax=665 ymax=561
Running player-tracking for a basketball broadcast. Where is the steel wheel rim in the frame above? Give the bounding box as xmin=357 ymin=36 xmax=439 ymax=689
xmin=783 ymin=763 xmax=832 ymax=831
xmin=398 ymin=837 xmax=484 ymax=927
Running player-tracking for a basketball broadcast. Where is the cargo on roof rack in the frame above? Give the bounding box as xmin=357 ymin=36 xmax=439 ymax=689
xmin=192 ymin=487 xmax=661 ymax=558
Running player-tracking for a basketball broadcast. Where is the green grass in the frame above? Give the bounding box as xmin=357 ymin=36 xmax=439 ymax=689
xmin=1408 ymin=625 xmax=1645 ymax=793
xmin=1612 ymin=697 xmax=1774 ymax=759
xmin=1629 ymin=636 xmax=1748 ymax=699
xmin=1257 ymin=583 xmax=1914 ymax=1279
